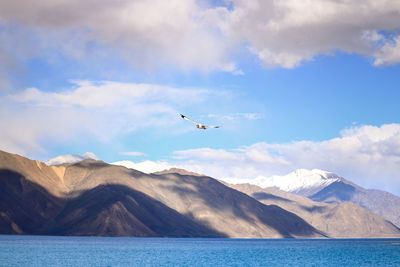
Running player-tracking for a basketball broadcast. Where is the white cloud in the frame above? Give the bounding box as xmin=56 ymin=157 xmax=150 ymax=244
xmin=158 ymin=124 xmax=400 ymax=194
xmin=0 ymin=80 xmax=214 ymax=155
xmin=374 ymin=36 xmax=400 ymax=66
xmin=112 ymin=160 xmax=174 ymax=174
xmin=9 ymin=80 xmax=211 ymax=108
xmin=1 ymin=0 xmax=400 ymax=83
xmin=0 ymin=0 xmax=236 ymax=75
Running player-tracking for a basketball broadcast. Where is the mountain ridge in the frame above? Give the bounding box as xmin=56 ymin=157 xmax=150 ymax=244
xmin=2 ymin=150 xmax=399 ymax=237
xmin=224 ymin=182 xmax=400 ymax=238
xmin=233 ymin=168 xmax=400 ymax=228
xmin=0 ymin=150 xmax=324 ymax=238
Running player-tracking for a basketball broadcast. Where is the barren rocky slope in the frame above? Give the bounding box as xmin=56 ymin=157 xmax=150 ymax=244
xmin=0 ymin=150 xmax=322 ymax=238
xmin=226 ymin=183 xmax=400 ymax=238
xmin=307 ymin=179 xmax=400 ymax=228
xmin=252 ymin=169 xmax=400 ymax=228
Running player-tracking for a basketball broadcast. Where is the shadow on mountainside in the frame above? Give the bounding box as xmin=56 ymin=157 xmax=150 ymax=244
xmin=252 ymin=192 xmax=293 ymax=203
xmin=68 ymin=160 xmax=321 ymax=237
xmin=251 ymin=191 xmax=328 ymax=213
xmin=157 ymin=172 xmax=327 ymax=238
xmin=310 ymin=181 xmax=356 ymax=203
xmin=299 ymin=205 xmax=328 ymax=213
xmin=0 ymin=169 xmax=226 ymax=237
xmin=0 ymin=169 xmax=65 ymax=234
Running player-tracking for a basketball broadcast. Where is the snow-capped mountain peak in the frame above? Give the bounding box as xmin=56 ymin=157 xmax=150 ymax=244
xmin=251 ymin=168 xmax=341 ymax=192
xmin=45 ymin=152 xmax=99 ymax=166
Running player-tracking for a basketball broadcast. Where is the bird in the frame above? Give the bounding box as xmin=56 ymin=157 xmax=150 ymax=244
xmin=180 ymin=114 xmax=221 ymax=130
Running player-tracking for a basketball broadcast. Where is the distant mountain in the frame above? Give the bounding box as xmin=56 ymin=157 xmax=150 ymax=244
xmin=308 ymin=179 xmax=400 ymax=228
xmin=225 ymin=183 xmax=400 ymax=238
xmin=0 ymin=150 xmax=323 ymax=238
xmin=251 ymin=169 xmax=400 ymax=228
xmin=45 ymin=152 xmax=99 ymax=166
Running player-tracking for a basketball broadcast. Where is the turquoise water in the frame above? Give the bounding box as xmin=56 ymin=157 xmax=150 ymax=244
xmin=1 ymin=236 xmax=400 ymax=266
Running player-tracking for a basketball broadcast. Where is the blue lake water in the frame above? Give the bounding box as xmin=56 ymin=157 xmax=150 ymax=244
xmin=1 ymin=236 xmax=400 ymax=266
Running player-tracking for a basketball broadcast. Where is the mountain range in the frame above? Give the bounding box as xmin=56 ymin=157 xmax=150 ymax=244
xmin=225 ymin=182 xmax=398 ymax=238
xmin=0 ymin=150 xmax=399 ymax=238
xmin=247 ymin=169 xmax=400 ymax=228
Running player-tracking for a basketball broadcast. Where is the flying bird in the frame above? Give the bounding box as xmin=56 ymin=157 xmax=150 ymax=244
xmin=180 ymin=114 xmax=221 ymax=130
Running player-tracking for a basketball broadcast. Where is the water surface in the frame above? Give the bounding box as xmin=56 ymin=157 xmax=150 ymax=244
xmin=1 ymin=236 xmax=400 ymax=266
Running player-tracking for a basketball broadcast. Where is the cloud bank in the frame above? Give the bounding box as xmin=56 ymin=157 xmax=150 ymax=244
xmin=227 ymin=0 xmax=400 ymax=68
xmin=0 ymin=0 xmax=236 ymax=79
xmin=1 ymin=0 xmax=400 ymax=85
xmin=125 ymin=124 xmax=400 ymax=194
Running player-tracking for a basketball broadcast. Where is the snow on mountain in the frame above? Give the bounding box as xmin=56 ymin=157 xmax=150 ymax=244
xmin=45 ymin=152 xmax=99 ymax=166
xmin=250 ymin=169 xmax=341 ymax=192
xmin=111 ymin=160 xmax=174 ymax=174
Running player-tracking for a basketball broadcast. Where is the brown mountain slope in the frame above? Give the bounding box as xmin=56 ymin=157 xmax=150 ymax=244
xmin=307 ymin=179 xmax=400 ymax=228
xmin=226 ymin=183 xmax=400 ymax=238
xmin=0 ymin=168 xmax=223 ymax=237
xmin=61 ymin=160 xmax=323 ymax=238
xmin=0 ymin=150 xmax=323 ymax=238
xmin=52 ymin=183 xmax=225 ymax=237
xmin=0 ymin=150 xmax=68 ymax=197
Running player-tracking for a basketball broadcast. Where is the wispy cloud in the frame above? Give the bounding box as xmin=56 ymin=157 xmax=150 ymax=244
xmin=119 ymin=151 xmax=147 ymax=157
xmin=0 ymin=80 xmax=214 ymax=155
xmin=208 ymin=112 xmax=262 ymax=121
xmin=8 ymin=80 xmax=212 ymax=108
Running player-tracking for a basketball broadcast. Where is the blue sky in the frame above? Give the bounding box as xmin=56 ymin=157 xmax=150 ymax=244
xmin=1 ymin=0 xmax=400 ymax=194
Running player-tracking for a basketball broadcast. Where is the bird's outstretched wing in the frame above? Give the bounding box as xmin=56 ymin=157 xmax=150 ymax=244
xmin=180 ymin=114 xmax=200 ymax=125
xmin=180 ymin=114 xmax=221 ymax=130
